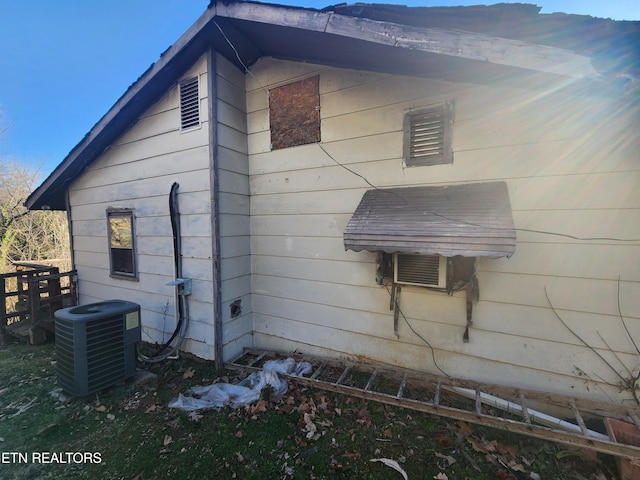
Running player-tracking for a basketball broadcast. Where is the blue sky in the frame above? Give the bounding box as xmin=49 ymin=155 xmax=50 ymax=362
xmin=1 ymin=0 xmax=639 ymax=178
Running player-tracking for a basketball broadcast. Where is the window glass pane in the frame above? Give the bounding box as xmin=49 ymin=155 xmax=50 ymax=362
xmin=111 ymin=247 xmax=134 ymax=275
xmin=109 ymin=215 xmax=132 ymax=248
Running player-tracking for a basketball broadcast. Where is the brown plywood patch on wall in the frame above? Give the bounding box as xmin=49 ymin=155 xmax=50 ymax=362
xmin=270 ymin=76 xmax=320 ymax=150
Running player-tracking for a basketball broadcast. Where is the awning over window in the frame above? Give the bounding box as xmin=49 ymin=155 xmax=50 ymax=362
xmin=343 ymin=181 xmax=516 ymax=258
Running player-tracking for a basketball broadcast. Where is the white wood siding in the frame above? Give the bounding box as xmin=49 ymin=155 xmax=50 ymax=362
xmin=247 ymin=57 xmax=640 ymax=402
xmin=68 ymin=55 xmax=216 ymax=360
xmin=216 ymin=53 xmax=253 ymax=361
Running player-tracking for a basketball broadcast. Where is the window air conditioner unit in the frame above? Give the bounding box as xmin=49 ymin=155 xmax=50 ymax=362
xmin=54 ymin=300 xmax=141 ymax=396
xmin=394 ymin=253 xmax=447 ymax=288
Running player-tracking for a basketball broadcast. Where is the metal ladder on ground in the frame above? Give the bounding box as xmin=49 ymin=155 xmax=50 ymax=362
xmin=227 ymin=349 xmax=640 ymax=460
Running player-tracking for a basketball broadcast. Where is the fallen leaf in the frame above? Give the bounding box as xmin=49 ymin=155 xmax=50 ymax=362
xmin=483 ymin=440 xmax=499 ymax=452
xmin=468 ymin=436 xmax=498 ymax=454
xmin=235 ymin=430 xmax=244 ymax=438
xmin=342 ymin=451 xmax=361 ymax=459
xmin=145 ymin=404 xmax=157 ymax=414
xmin=329 ymin=460 xmax=351 ymax=472
xmin=252 ymin=399 xmax=268 ymax=414
xmin=434 ymin=473 xmax=449 ymax=480
xmin=435 ymin=452 xmax=456 ymax=466
xmin=188 ymin=411 xmax=203 ymax=422
xmin=182 ymin=367 xmax=195 ymax=380
xmin=507 ymin=460 xmax=526 ymax=472
xmin=497 ymin=443 xmax=518 ymax=457
xmin=370 ymin=458 xmax=409 ymax=480
xmin=305 ymin=420 xmax=318 ymax=440
xmin=95 ymin=405 xmax=107 ymax=412
xmin=456 ymin=421 xmax=474 ymax=437
xmin=357 ymin=408 xmax=371 ymax=426
xmin=383 ymin=429 xmax=393 ymax=439
xmin=436 ymin=434 xmax=453 ymax=449
xmin=164 ymin=435 xmax=173 ymax=447
xmin=467 ymin=437 xmax=483 ymax=453
xmin=106 ymin=413 xmax=115 ymax=421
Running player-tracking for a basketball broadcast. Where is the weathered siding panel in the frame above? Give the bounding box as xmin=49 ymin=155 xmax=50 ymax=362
xmin=247 ymin=57 xmax=640 ymax=402
xmin=216 ymin=53 xmax=253 ymax=361
xmin=69 ymin=54 xmax=216 ymax=360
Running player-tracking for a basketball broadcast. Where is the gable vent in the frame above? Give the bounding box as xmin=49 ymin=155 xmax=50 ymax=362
xmin=405 ymin=101 xmax=453 ymax=166
xmin=394 ymin=253 xmax=447 ymax=288
xmin=180 ymin=77 xmax=200 ymax=130
xmin=410 ymin=109 xmax=444 ymax=159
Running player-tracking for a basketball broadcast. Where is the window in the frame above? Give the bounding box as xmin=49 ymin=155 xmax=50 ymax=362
xmin=269 ymin=75 xmax=320 ymax=150
xmin=180 ymin=77 xmax=200 ymax=130
xmin=107 ymin=209 xmax=137 ymax=279
xmin=404 ymin=101 xmax=454 ymax=167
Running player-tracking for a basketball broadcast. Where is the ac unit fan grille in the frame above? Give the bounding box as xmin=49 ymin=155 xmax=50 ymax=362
xmin=85 ymin=315 xmax=126 ymax=392
xmin=55 ymin=320 xmax=76 ymax=391
xmin=56 ymin=314 xmax=127 ymax=395
xmin=395 ymin=254 xmax=446 ymax=288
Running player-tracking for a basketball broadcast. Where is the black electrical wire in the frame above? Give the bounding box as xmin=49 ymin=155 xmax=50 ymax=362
xmin=386 ymin=285 xmax=451 ymax=378
xmin=139 ymin=182 xmax=186 ymax=361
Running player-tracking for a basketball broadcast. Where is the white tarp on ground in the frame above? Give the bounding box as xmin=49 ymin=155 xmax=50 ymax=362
xmin=168 ymin=358 xmax=313 ymax=411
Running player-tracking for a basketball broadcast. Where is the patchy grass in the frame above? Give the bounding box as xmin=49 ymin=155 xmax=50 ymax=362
xmin=0 ymin=339 xmax=618 ymax=480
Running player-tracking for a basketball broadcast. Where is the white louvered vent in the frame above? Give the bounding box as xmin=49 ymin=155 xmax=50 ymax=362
xmin=180 ymin=77 xmax=200 ymax=130
xmin=394 ymin=254 xmax=447 ymax=288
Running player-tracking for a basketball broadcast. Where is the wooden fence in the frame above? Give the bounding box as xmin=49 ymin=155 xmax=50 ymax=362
xmin=0 ymin=262 xmax=77 ymax=343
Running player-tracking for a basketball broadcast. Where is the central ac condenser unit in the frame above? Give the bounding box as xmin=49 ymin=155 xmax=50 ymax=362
xmin=54 ymin=300 xmax=141 ymax=396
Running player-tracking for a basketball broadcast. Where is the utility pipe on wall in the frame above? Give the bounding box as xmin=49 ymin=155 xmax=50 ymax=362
xmin=138 ymin=182 xmax=191 ymax=363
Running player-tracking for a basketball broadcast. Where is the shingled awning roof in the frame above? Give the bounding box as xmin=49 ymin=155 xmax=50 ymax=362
xmin=343 ymin=182 xmax=516 ymax=258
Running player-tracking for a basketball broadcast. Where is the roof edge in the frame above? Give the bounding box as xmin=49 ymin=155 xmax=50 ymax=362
xmin=26 ymin=1 xmax=605 ymax=210
xmin=25 ymin=4 xmax=219 ymax=210
xmin=216 ymin=1 xmax=598 ymax=79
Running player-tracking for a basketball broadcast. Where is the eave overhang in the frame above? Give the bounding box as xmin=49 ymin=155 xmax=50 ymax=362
xmin=25 ymin=1 xmax=599 ymax=211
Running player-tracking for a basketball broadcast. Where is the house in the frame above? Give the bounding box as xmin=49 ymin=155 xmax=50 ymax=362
xmin=26 ymin=1 xmax=639 ymax=404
